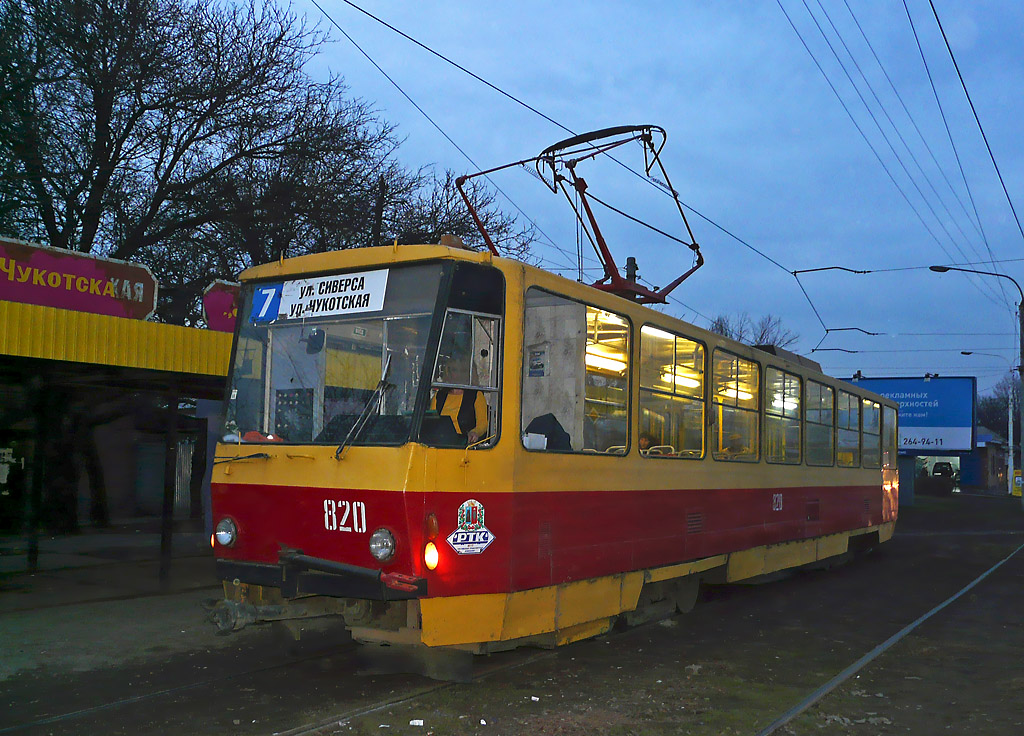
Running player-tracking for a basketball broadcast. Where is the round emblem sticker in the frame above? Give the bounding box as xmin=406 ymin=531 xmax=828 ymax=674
xmin=446 ymin=499 xmax=495 ymax=555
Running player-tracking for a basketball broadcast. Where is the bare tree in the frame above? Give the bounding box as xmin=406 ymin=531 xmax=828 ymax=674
xmin=388 ymin=171 xmax=537 ymax=261
xmin=708 ymin=312 xmax=799 ymax=348
xmin=978 ymin=373 xmax=1020 ymax=442
xmin=1 ymin=0 xmax=534 ymax=323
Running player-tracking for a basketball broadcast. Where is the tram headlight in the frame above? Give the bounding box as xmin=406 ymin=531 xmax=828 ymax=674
xmin=214 ymin=518 xmax=237 ymax=547
xmin=424 ymin=541 xmax=439 ymax=570
xmin=369 ymin=528 xmax=396 ymax=562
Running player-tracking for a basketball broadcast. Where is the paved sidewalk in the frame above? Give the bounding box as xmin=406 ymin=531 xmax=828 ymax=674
xmin=0 ymin=523 xmax=220 ymax=614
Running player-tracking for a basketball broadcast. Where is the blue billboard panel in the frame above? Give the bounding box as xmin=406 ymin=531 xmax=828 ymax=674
xmin=850 ymin=376 xmax=976 ymax=453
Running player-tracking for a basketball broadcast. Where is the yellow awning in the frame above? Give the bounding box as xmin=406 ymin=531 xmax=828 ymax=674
xmin=0 ymin=300 xmax=231 ymax=377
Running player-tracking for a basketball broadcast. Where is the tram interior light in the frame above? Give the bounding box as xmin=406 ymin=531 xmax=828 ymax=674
xmin=661 ymin=370 xmax=701 ymax=389
xmin=585 ymin=351 xmax=627 ymax=373
xmin=720 ymin=388 xmax=753 ymax=401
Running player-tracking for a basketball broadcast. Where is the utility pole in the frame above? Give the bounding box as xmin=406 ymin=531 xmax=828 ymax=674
xmin=1018 ymin=300 xmax=1024 ymax=503
xmin=934 ymin=266 xmax=1024 ymax=506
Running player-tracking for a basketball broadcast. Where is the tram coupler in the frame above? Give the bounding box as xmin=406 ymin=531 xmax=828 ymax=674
xmin=209 ymin=581 xmax=351 ymax=634
xmin=277 ymin=547 xmax=427 ymax=597
xmin=209 ymin=599 xmax=269 ymax=633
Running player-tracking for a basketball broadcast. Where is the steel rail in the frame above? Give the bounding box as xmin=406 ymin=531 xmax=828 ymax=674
xmin=0 ymin=647 xmax=351 ymax=735
xmin=755 ymin=539 xmax=1024 ymax=736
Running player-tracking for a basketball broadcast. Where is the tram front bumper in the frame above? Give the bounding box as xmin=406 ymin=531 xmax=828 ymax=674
xmin=215 ymin=548 xmax=427 ymax=601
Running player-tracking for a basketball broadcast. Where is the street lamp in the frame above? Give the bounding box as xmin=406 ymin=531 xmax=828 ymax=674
xmin=932 ymin=265 xmax=1024 ymax=504
xmin=961 ymin=351 xmax=1015 ymax=494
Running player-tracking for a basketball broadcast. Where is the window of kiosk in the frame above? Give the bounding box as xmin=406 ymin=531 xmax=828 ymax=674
xmin=639 ymin=325 xmax=705 ymax=458
xmin=765 ymin=367 xmax=801 ymax=464
xmin=521 ymin=288 xmax=630 ymax=454
xmin=711 ymin=350 xmax=759 ymax=462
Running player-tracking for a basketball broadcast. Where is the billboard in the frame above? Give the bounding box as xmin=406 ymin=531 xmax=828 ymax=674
xmin=850 ymin=376 xmax=976 ymax=454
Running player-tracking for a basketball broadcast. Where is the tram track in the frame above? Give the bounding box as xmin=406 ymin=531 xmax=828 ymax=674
xmin=0 ymin=642 xmax=357 ymax=735
xmin=273 ymin=650 xmax=557 ymax=736
xmin=6 ymin=515 xmax=1024 ymax=735
xmin=756 ymin=535 xmax=1024 ymax=736
xmin=2 ymin=632 xmax=553 ymax=736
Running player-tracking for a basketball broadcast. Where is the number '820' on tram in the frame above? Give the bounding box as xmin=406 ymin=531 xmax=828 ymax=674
xmin=210 ymin=242 xmax=899 ymax=656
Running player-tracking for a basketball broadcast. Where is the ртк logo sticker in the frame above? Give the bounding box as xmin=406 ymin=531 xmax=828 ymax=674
xmin=446 ymin=499 xmax=494 ymax=555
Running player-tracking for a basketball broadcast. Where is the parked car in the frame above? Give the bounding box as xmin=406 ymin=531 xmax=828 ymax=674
xmin=932 ymin=461 xmax=955 ymax=478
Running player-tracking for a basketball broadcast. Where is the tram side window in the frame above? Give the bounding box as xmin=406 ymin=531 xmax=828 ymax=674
xmin=805 ymin=380 xmax=834 ymax=466
xmin=711 ymin=350 xmax=759 ymax=462
xmin=837 ymin=390 xmax=860 ymax=467
xmin=862 ymin=399 xmax=881 ymax=468
xmin=765 ymin=367 xmax=801 ymax=464
xmin=882 ymin=406 xmax=898 ymax=469
xmin=521 ymin=288 xmax=630 ymax=454
xmin=639 ymin=326 xmax=705 ymax=458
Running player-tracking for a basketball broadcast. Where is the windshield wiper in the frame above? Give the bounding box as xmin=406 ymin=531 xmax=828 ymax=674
xmin=336 ymin=352 xmax=392 ymax=460
xmin=213 ymin=452 xmax=271 ymax=465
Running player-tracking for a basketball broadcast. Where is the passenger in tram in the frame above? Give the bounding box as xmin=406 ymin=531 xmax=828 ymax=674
xmin=722 ymin=433 xmax=749 ymax=458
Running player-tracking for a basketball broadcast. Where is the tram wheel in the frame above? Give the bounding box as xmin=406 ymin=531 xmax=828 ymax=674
xmin=672 ymin=576 xmax=701 ymax=614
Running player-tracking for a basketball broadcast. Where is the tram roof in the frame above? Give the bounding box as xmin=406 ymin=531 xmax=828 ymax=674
xmin=238 ymin=243 xmax=895 ymax=409
xmin=240 ymin=243 xmax=499 ymax=282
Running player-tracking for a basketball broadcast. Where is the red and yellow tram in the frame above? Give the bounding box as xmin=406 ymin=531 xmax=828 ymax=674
xmin=210 ymin=241 xmax=899 ymax=655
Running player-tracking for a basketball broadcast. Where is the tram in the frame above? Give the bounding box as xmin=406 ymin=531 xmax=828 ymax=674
xmin=209 ymin=127 xmax=899 ymax=660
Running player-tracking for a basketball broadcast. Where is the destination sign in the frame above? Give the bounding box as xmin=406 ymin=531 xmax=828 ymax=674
xmin=251 ymin=269 xmax=389 ymax=323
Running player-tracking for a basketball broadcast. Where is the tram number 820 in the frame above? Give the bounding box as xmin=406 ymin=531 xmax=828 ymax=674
xmin=323 ymin=499 xmax=367 ymax=533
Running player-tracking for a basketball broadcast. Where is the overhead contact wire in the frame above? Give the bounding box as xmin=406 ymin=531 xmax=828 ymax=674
xmin=842 ymin=0 xmax=985 ymax=242
xmin=903 ymin=0 xmax=1012 ymax=309
xmin=306 ymin=1 xmax=596 ymax=277
xmin=795 ymin=0 xmax=1005 ymax=309
xmin=815 ymin=0 xmax=989 ymax=269
xmin=927 ymin=0 xmax=1024 ymax=247
xmin=329 ymin=0 xmax=837 ymax=336
xmin=778 ymin=0 xmax=1007 ymax=315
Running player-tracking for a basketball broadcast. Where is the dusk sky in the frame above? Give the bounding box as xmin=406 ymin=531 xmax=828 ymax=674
xmin=294 ymin=0 xmax=1024 ymax=396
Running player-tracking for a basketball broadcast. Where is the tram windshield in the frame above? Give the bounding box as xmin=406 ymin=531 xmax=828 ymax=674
xmin=223 ymin=261 xmax=503 ymax=448
xmin=224 ymin=263 xmax=444 ymax=445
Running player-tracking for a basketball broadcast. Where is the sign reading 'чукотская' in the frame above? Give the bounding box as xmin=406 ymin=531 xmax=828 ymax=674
xmin=0 ymin=237 xmax=158 ymax=320
xmin=250 ymin=269 xmax=389 ymax=323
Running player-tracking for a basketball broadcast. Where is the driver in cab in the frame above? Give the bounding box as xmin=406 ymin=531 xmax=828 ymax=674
xmin=429 ymin=355 xmax=489 ymax=445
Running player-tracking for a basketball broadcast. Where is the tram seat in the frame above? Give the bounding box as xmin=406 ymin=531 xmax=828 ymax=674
xmin=605 ymin=446 xmax=626 ymax=455
xmin=645 ymin=445 xmax=675 ymax=456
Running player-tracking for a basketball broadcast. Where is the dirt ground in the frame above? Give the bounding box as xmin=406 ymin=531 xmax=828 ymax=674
xmin=325 ymin=493 xmax=1024 ymax=736
xmin=4 ymin=493 xmax=1024 ymax=736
